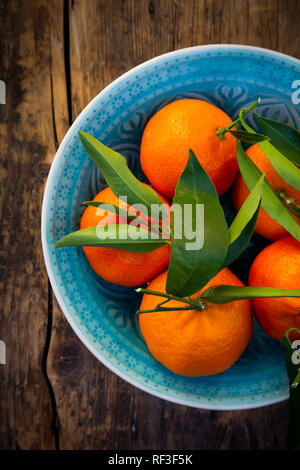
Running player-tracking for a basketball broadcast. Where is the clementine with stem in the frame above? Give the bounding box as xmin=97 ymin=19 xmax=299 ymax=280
xmin=80 ymin=186 xmax=170 ymax=287
xmin=140 ymin=99 xmax=238 ymax=199
xmin=139 ymin=268 xmax=253 ymax=376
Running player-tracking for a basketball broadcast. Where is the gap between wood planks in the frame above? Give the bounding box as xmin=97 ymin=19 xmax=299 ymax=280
xmin=43 ymin=0 xmax=73 ymax=450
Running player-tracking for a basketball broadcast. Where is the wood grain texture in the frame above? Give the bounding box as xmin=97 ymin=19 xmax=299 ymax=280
xmin=1 ymin=0 xmax=300 ymax=450
xmin=0 ymin=0 xmax=66 ymax=449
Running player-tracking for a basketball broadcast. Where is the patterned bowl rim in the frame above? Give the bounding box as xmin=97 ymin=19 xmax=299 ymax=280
xmin=41 ymin=44 xmax=299 ymax=410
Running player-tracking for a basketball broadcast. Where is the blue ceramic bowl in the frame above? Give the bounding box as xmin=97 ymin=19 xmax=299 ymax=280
xmin=42 ymin=45 xmax=300 ymax=409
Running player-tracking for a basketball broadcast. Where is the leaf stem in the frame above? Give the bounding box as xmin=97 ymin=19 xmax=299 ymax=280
xmin=216 ymin=99 xmax=261 ymax=139
xmin=135 ymin=287 xmax=207 ymax=310
xmin=137 ymin=305 xmax=203 ymax=315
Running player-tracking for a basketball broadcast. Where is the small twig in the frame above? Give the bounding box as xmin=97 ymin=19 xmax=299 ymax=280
xmin=136 ymin=287 xmax=207 ymax=315
xmin=137 ymin=305 xmax=202 ymax=315
xmin=136 ymin=288 xmax=206 ymax=308
xmin=216 ymin=99 xmax=261 ymax=139
xmin=157 ymin=298 xmax=171 ymax=307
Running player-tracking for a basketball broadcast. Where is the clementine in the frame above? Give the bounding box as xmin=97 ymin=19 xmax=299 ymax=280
xmin=232 ymin=143 xmax=300 ymax=240
xmin=249 ymin=235 xmax=300 ymax=340
xmin=139 ymin=268 xmax=253 ymax=376
xmin=80 ymin=186 xmax=170 ymax=286
xmin=140 ymin=99 xmax=238 ymax=199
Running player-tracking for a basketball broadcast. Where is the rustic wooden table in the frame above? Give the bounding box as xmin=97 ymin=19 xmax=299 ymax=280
xmin=0 ymin=0 xmax=299 ymax=450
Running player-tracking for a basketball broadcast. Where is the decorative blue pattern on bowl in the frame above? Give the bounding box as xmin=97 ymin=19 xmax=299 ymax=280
xmin=42 ymin=45 xmax=300 ymax=409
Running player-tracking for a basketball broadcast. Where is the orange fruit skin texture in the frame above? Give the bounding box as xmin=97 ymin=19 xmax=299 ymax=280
xmin=140 ymin=99 xmax=238 ymax=199
xmin=249 ymin=236 xmax=300 ymax=340
xmin=232 ymin=143 xmax=300 ymax=241
xmin=139 ymin=268 xmax=253 ymax=377
xmin=80 ymin=186 xmax=170 ymax=287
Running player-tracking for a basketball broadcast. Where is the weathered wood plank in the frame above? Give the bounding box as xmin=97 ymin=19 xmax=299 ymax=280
xmin=48 ymin=298 xmax=135 ymax=449
xmin=278 ymin=0 xmax=300 ymax=58
xmin=0 ymin=0 xmax=66 ymax=450
xmin=68 ymin=0 xmax=176 ymax=118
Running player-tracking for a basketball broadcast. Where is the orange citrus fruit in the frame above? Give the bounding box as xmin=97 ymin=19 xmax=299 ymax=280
xmin=80 ymin=186 xmax=170 ymax=287
xmin=139 ymin=268 xmax=253 ymax=376
xmin=249 ymin=235 xmax=300 ymax=340
xmin=140 ymin=99 xmax=238 ymax=199
xmin=232 ymin=143 xmax=300 ymax=241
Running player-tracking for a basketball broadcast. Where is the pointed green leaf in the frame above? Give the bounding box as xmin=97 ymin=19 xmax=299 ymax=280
xmin=201 ymin=285 xmax=300 ymax=304
xmin=78 ymin=131 xmax=167 ymax=222
xmin=228 ymin=129 xmax=269 ymax=144
xmin=223 ymin=206 xmax=261 ymax=268
xmin=258 ymin=139 xmax=300 ymax=190
xmin=166 ymin=149 xmax=228 ymax=297
xmin=222 ymin=175 xmax=264 ymax=267
xmin=281 ymin=329 xmax=300 ymax=450
xmin=239 ymin=115 xmax=300 ymax=190
xmin=236 ymin=140 xmax=300 ymax=242
xmin=55 ymin=225 xmax=168 ymax=253
xmin=228 ymin=175 xmax=264 ymax=244
xmin=256 ymin=114 xmax=300 ymax=166
xmin=82 ymin=200 xmax=137 ymax=222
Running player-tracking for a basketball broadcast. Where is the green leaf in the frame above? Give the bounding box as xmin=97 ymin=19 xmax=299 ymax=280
xmin=287 ymin=204 xmax=300 ymax=219
xmin=223 ymin=207 xmax=261 ymax=268
xmin=239 ymin=115 xmax=300 ymax=191
xmin=228 ymin=129 xmax=269 ymax=143
xmin=281 ymin=329 xmax=300 ymax=450
xmin=82 ymin=200 xmax=167 ymax=236
xmin=222 ymin=175 xmax=264 ymax=267
xmin=256 ymin=114 xmax=300 ymax=166
xmin=281 ymin=329 xmax=300 ymax=389
xmin=236 ymin=140 xmax=300 ymax=242
xmin=166 ymin=149 xmax=228 ymax=297
xmin=201 ymin=285 xmax=300 ymax=304
xmin=228 ymin=174 xmax=264 ymax=244
xmin=277 ymin=191 xmax=300 ymax=220
xmin=78 ymin=131 xmax=167 ymax=222
xmin=55 ymin=225 xmax=168 ymax=253
xmin=258 ymin=139 xmax=300 ymax=190
xmin=82 ymin=200 xmax=137 ymax=222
